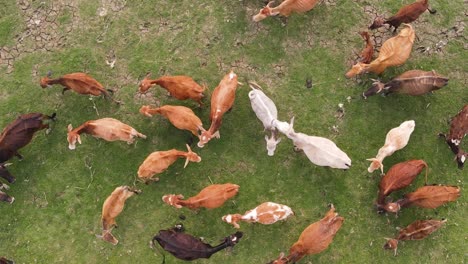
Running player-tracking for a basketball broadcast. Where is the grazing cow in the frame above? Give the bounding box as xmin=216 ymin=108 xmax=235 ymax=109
xmin=0 ymin=113 xmax=56 ymax=163
xmin=67 ymin=118 xmax=146 ymax=150
xmin=363 ymin=70 xmax=448 ymax=99
xmin=138 ymin=73 xmax=205 ymax=107
xmin=384 ymin=219 xmax=446 ymax=256
xmin=369 ymin=0 xmax=436 ymax=32
xmin=153 ymin=224 xmax=243 ymax=261
xmin=198 ymin=71 xmax=240 ymax=148
xmin=137 ymin=144 xmax=201 ymax=183
xmin=346 ymin=24 xmax=415 ymax=78
xmin=281 ymin=117 xmax=351 ymax=169
xmin=267 ymin=205 xmax=344 ymax=264
xmin=358 ymin=31 xmax=374 ymax=64
xmin=98 ymin=186 xmax=141 ymax=245
xmin=367 ymin=120 xmax=415 ymax=174
xmin=162 ymin=183 xmax=239 ymax=210
xmin=248 ymin=82 xmax=282 ymax=156
xmin=383 ymin=185 xmax=460 ymax=214
xmin=139 ymin=105 xmax=205 ymax=140
xmin=439 ymin=105 xmax=468 ymax=169
xmin=222 ymin=202 xmax=294 ymax=229
xmin=253 ymin=0 xmax=320 ymax=22
xmin=0 ymin=257 xmax=14 ymax=264
xmin=376 ymin=160 xmax=428 ymax=212
xmin=40 ymin=72 xmax=120 ymax=104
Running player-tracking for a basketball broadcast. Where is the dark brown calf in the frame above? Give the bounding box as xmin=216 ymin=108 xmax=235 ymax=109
xmin=369 ymin=0 xmax=436 ymax=32
xmin=439 ymin=105 xmax=468 ymax=168
xmin=0 ymin=113 xmax=56 ymax=163
xmin=153 ymin=224 xmax=243 ymax=261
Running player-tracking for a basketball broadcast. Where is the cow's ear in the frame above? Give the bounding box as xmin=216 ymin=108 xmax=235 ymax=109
xmin=67 ymin=124 xmax=73 ymax=132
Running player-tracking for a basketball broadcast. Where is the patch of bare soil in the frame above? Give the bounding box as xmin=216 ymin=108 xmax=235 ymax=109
xmin=0 ymin=1 xmax=80 ymax=73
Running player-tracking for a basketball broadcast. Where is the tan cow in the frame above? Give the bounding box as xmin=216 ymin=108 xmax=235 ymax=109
xmin=162 ymin=183 xmax=239 ymax=210
xmin=98 ymin=186 xmax=141 ymax=245
xmin=139 ymin=105 xmax=205 ymax=139
xmin=253 ymin=0 xmax=320 ymax=22
xmin=137 ymin=144 xmax=201 ymax=183
xmin=67 ymin=118 xmax=146 ymax=150
xmin=222 ymin=202 xmax=294 ymax=229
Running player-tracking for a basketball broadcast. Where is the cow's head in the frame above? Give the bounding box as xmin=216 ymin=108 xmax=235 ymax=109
xmin=369 ymin=16 xmax=385 ymax=30
xmin=267 ymin=252 xmax=288 ymax=264
xmin=40 ymin=71 xmax=53 ymax=88
xmin=345 ymin=62 xmax=368 ymax=78
xmin=265 ymin=133 xmax=281 ymax=156
xmin=221 ymin=214 xmax=242 ymax=229
xmin=67 ymin=124 xmax=81 ymax=150
xmin=367 ymin=158 xmax=383 ymax=173
xmin=184 ymin=144 xmax=201 ymax=168
xmin=253 ymin=1 xmax=278 ymax=22
xmin=0 ymin=163 xmax=15 ymax=184
xmin=383 ymin=238 xmax=399 ymax=256
xmin=197 ymin=130 xmax=219 ymax=148
xmin=122 ymin=185 xmax=142 ymax=196
xmin=162 ymin=194 xmax=184 ymax=209
xmin=138 ymin=73 xmax=154 ymax=94
xmin=456 ymin=151 xmax=467 ymax=169
xmin=383 ymin=202 xmax=400 ymax=213
xmin=0 ymin=190 xmax=14 ymax=204
xmin=139 ymin=105 xmax=153 ymax=117
xmin=363 ymin=80 xmax=385 ymax=99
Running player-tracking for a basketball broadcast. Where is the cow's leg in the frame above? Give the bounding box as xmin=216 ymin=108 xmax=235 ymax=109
xmin=15 ymin=152 xmax=23 ymax=161
xmin=428 ymin=7 xmax=437 ymax=14
xmin=62 ymin=88 xmax=70 ymax=94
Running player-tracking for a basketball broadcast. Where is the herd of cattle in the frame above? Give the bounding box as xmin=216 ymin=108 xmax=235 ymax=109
xmin=0 ymin=0 xmax=466 ymax=263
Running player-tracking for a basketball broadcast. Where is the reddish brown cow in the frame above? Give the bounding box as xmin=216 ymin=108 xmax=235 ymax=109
xmin=138 ymin=74 xmax=205 ymax=106
xmin=40 ymin=72 xmax=120 ymax=104
xmin=98 ymin=186 xmax=141 ymax=245
xmin=198 ymin=71 xmax=240 ymax=148
xmin=267 ymin=205 xmax=344 ymax=264
xmin=162 ymin=183 xmax=239 ymax=210
xmin=369 ymin=0 xmax=436 ymax=32
xmin=0 ymin=113 xmax=56 ymax=163
xmin=439 ymin=105 xmax=468 ymax=168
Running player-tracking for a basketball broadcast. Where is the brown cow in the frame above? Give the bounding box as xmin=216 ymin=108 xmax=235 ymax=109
xmin=253 ymin=0 xmax=320 ymax=22
xmin=346 ymin=24 xmax=415 ymax=78
xmin=98 ymin=186 xmax=141 ymax=245
xmin=0 ymin=113 xmax=56 ymax=163
xmin=369 ymin=0 xmax=436 ymax=32
xmin=139 ymin=105 xmax=205 ymax=139
xmin=138 ymin=74 xmax=205 ymax=107
xmin=439 ymin=105 xmax=468 ymax=169
xmin=222 ymin=202 xmax=294 ymax=229
xmin=137 ymin=144 xmax=201 ymax=183
xmin=198 ymin=71 xmax=240 ymax=148
xmin=162 ymin=183 xmax=239 ymax=210
xmin=267 ymin=205 xmax=344 ymax=264
xmin=40 ymin=72 xmax=120 ymax=104
xmin=67 ymin=118 xmax=146 ymax=150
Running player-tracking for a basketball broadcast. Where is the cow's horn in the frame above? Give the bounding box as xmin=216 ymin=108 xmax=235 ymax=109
xmin=184 ymin=158 xmax=190 ymax=168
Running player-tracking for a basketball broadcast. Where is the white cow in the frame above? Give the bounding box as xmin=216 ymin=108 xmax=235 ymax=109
xmin=281 ymin=117 xmax=352 ymax=169
xmin=248 ymin=82 xmax=281 ymax=156
xmin=367 ymin=120 xmax=415 ymax=173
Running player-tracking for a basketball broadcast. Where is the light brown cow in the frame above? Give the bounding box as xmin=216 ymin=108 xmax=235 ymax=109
xmin=138 ymin=74 xmax=205 ymax=107
xmin=253 ymin=0 xmax=320 ymax=22
xmin=267 ymin=205 xmax=344 ymax=264
xmin=98 ymin=186 xmax=141 ymax=245
xmin=222 ymin=202 xmax=294 ymax=229
xmin=346 ymin=24 xmax=415 ymax=78
xmin=198 ymin=71 xmax=240 ymax=148
xmin=139 ymin=105 xmax=205 ymax=139
xmin=67 ymin=118 xmax=146 ymax=150
xmin=162 ymin=183 xmax=239 ymax=210
xmin=137 ymin=144 xmax=201 ymax=183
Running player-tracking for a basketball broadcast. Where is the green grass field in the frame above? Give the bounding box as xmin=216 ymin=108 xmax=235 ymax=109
xmin=0 ymin=1 xmax=466 ymax=263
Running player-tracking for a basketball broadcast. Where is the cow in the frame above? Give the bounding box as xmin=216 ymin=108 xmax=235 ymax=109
xmin=137 ymin=144 xmax=201 ymax=184
xmin=40 ymin=72 xmax=121 ymax=104
xmin=346 ymin=24 xmax=415 ymax=78
xmin=139 ymin=105 xmax=205 ymax=140
xmin=279 ymin=117 xmax=352 ymax=169
xmin=198 ymin=71 xmax=240 ymax=148
xmin=248 ymin=82 xmax=282 ymax=156
xmin=152 ymin=224 xmax=243 ymax=261
xmin=98 ymin=186 xmax=141 ymax=245
xmin=162 ymin=183 xmax=239 ymax=210
xmin=222 ymin=202 xmax=294 ymax=229
xmin=267 ymin=205 xmax=344 ymax=264
xmin=367 ymin=120 xmax=415 ymax=174
xmin=369 ymin=0 xmax=437 ymax=32
xmin=0 ymin=113 xmax=56 ymax=163
xmin=67 ymin=118 xmax=146 ymax=150
xmin=138 ymin=73 xmax=205 ymax=107
xmin=439 ymin=105 xmax=468 ymax=169
xmin=253 ymin=0 xmax=320 ymax=22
